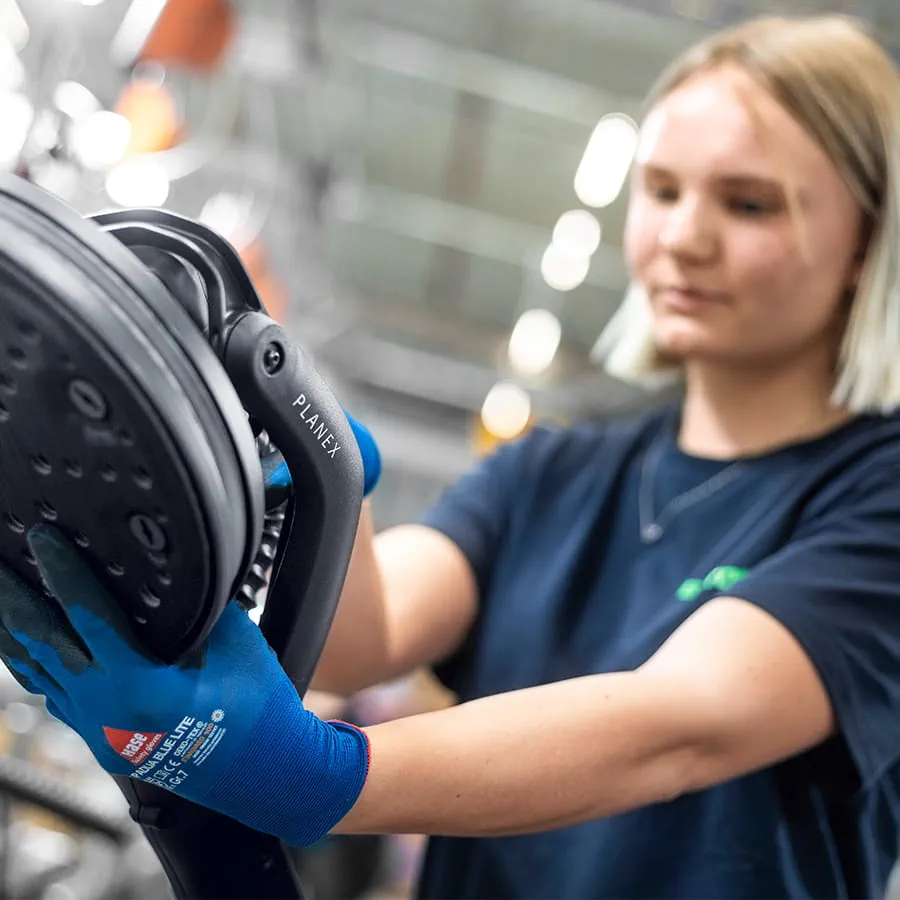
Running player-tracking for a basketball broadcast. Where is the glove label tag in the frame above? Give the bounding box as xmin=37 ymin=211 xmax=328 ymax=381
xmin=105 ymin=714 xmax=230 ymax=790
xmin=103 ymin=728 xmax=167 ymax=766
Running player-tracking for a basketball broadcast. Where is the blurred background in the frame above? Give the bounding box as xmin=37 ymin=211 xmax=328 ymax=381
xmin=0 ymin=0 xmax=894 ymax=897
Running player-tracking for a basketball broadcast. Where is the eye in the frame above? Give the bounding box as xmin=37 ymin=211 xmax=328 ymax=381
xmin=648 ymin=184 xmax=679 ymax=203
xmin=726 ymin=197 xmax=783 ymax=218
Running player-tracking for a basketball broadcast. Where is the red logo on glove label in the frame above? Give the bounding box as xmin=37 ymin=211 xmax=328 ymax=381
xmin=101 ymin=715 xmax=228 ymax=790
xmin=104 ymin=728 xmax=167 ymax=766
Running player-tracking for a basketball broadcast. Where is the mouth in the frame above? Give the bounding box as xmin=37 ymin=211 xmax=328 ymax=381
xmin=653 ymin=286 xmax=725 ymax=312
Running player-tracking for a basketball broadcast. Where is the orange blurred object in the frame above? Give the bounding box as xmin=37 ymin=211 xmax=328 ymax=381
xmin=240 ymin=240 xmax=288 ymax=324
xmin=139 ymin=0 xmax=235 ymax=72
xmin=470 ymin=414 xmax=535 ymax=457
xmin=115 ymin=78 xmax=182 ymax=155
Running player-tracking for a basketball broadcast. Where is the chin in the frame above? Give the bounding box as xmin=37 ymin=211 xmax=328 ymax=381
xmin=652 ymin=321 xmax=719 ymax=362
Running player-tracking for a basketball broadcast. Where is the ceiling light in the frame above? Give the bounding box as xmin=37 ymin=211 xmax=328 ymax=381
xmin=0 ymin=34 xmax=23 ymax=90
xmin=105 ymin=158 xmax=170 ymax=207
xmin=540 ymin=243 xmax=590 ymax=292
xmin=574 ymin=113 xmax=638 ymax=208
xmin=0 ymin=91 xmax=32 ymax=168
xmin=200 ymin=192 xmax=254 ymax=247
xmin=552 ymin=209 xmax=602 ymax=258
xmin=0 ymin=2 xmax=29 ymax=51
xmin=481 ymin=382 xmax=532 ymax=441
xmin=53 ymin=81 xmax=100 ymax=122
xmin=508 ymin=308 xmax=562 ymax=377
xmin=70 ymin=111 xmax=132 ymax=169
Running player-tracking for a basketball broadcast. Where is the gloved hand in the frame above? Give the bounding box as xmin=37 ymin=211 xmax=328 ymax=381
xmin=264 ymin=412 xmax=381 ymax=498
xmin=0 ymin=526 xmax=370 ymax=847
xmin=346 ymin=414 xmax=382 ymax=497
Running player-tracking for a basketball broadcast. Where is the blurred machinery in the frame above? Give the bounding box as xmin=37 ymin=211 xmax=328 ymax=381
xmin=2 ymin=0 xmax=893 ymax=528
xmin=0 ymin=667 xmax=167 ymax=900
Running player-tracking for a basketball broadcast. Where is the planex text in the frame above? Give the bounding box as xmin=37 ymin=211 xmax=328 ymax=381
xmin=292 ymin=394 xmax=341 ymax=458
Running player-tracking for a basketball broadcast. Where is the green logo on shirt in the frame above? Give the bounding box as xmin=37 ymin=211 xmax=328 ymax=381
xmin=676 ymin=566 xmax=748 ymax=602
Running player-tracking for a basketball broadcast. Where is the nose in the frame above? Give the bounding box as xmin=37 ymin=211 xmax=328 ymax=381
xmin=657 ymin=195 xmax=717 ymax=262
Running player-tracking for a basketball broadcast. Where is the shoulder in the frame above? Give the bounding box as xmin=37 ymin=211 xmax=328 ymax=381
xmin=513 ymin=404 xmax=671 ymax=484
xmin=426 ymin=406 xmax=669 ymax=538
xmin=791 ymin=412 xmax=900 ymax=517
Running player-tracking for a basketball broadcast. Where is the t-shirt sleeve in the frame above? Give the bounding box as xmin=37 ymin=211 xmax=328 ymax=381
xmin=722 ymin=470 xmax=900 ymax=785
xmin=418 ymin=427 xmax=553 ymax=693
xmin=419 ymin=429 xmax=541 ymax=600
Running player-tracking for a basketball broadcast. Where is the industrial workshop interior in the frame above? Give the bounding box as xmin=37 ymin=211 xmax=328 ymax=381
xmin=0 ymin=0 xmax=899 ymax=898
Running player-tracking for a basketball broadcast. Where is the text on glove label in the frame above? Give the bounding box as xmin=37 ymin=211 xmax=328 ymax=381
xmin=104 ymin=713 xmax=228 ymax=790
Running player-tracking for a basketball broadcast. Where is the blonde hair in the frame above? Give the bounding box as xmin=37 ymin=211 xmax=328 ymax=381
xmin=598 ymin=15 xmax=900 ymax=413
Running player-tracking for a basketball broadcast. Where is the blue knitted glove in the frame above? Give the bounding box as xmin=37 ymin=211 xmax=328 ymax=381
xmin=266 ymin=412 xmax=381 ymax=498
xmin=0 ymin=526 xmax=370 ymax=847
xmin=347 ymin=415 xmax=381 ymax=496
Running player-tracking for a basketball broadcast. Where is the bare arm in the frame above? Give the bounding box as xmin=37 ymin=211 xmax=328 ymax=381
xmin=334 ymin=596 xmax=835 ymax=837
xmin=311 ymin=502 xmax=479 ymax=696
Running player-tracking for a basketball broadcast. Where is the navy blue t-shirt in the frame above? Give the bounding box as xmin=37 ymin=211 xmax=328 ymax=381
xmin=416 ymin=404 xmax=900 ymax=899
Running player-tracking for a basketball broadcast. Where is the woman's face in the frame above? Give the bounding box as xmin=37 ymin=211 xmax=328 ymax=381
xmin=624 ymin=65 xmax=865 ymax=372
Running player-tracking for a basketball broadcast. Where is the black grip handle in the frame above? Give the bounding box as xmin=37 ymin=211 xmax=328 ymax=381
xmin=223 ymin=312 xmax=363 ymax=693
xmin=115 ymin=778 xmax=305 ymax=899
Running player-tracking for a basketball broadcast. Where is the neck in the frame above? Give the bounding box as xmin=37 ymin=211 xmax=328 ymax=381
xmin=678 ymin=357 xmax=853 ymax=459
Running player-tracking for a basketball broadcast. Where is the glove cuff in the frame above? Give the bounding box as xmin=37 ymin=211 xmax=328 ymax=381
xmin=203 ymin=680 xmax=370 ymax=846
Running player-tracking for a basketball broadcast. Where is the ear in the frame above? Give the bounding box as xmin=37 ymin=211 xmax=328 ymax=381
xmin=848 ymin=216 xmax=875 ymax=292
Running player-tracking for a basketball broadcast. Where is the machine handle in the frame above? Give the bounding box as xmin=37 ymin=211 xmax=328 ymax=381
xmin=223 ymin=311 xmax=363 ymax=693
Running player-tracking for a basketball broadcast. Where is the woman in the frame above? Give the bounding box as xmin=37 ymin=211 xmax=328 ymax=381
xmin=3 ymin=12 xmax=900 ymax=900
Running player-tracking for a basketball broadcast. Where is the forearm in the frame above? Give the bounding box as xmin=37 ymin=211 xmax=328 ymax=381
xmin=311 ymin=512 xmax=478 ymax=698
xmin=334 ymin=669 xmax=704 ymax=837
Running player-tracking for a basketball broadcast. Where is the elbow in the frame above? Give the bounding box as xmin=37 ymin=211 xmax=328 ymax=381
xmin=642 ymin=740 xmax=709 ymax=807
xmin=661 ymin=729 xmax=771 ymax=801
xmin=310 ymin=658 xmax=385 ymax=698
xmin=621 ymin=670 xmax=724 ymax=807
xmin=617 ymin=674 xmax=734 ymax=810
xmin=666 ymin=740 xmax=722 ymax=801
